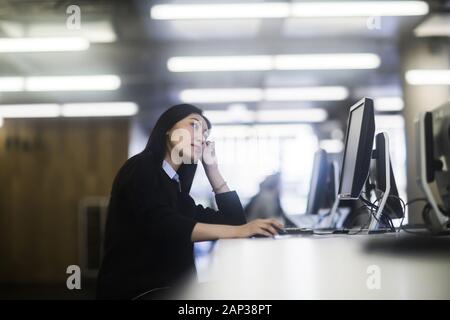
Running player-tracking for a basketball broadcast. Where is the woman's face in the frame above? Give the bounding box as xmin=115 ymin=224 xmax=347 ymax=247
xmin=166 ymin=113 xmax=209 ymax=164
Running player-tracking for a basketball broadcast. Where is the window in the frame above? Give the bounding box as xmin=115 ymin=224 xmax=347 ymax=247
xmin=191 ymin=124 xmax=318 ymax=215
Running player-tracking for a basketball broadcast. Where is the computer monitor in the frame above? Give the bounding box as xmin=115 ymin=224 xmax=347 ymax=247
xmin=369 ymin=133 xmax=404 ymax=219
xmin=323 ymin=160 xmax=348 ymax=228
xmin=431 ymin=102 xmax=449 ymax=214
xmin=325 ymin=160 xmax=339 ymax=209
xmin=305 ymin=149 xmax=328 ymax=214
xmin=338 ymin=98 xmax=375 ymax=199
xmin=416 ymin=102 xmax=450 ymax=231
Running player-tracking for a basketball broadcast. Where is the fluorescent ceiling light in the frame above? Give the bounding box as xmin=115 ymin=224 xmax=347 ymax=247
xmin=27 ymin=21 xmax=117 ymax=43
xmin=0 ymin=104 xmax=60 ymax=118
xmin=204 ymin=108 xmax=327 ymax=124
xmin=405 ymin=70 xmax=450 ymax=85
xmin=0 ymin=75 xmax=121 ymax=92
xmin=0 ymin=102 xmax=138 ymax=118
xmin=0 ymin=21 xmax=23 ymax=37
xmin=282 ymin=17 xmax=370 ymax=37
xmin=414 ymin=14 xmax=450 ymax=37
xmin=204 ymin=110 xmax=254 ymax=124
xmin=180 ymin=87 xmax=348 ymax=103
xmin=374 ymin=97 xmax=404 ymax=111
xmin=180 ymin=88 xmax=263 ymax=103
xmin=256 ymin=109 xmax=327 ymax=123
xmin=291 ymin=1 xmax=428 ymax=17
xmin=275 ymin=53 xmax=380 ymax=70
xmin=151 ymin=3 xmax=290 ymax=20
xmin=0 ymin=37 xmax=90 ymax=52
xmin=0 ymin=77 xmax=24 ymax=91
xmin=61 ymin=102 xmax=138 ymax=117
xmin=168 ymin=53 xmax=380 ymax=72
xmin=0 ymin=21 xmax=116 ymax=43
xmin=26 ymin=75 xmax=121 ymax=91
xmin=151 ymin=1 xmax=428 ymax=20
xmin=203 ymin=110 xmax=232 ymax=124
xmin=168 ymin=56 xmax=272 ymax=72
xmin=264 ymin=87 xmax=348 ymax=101
xmin=226 ymin=103 xmax=254 ymax=122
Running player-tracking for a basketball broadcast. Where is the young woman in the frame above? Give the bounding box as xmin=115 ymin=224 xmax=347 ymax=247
xmin=96 ymin=104 xmax=282 ymax=299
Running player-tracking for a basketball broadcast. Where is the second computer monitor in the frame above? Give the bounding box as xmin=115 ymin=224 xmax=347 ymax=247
xmin=416 ymin=102 xmax=450 ymax=220
xmin=338 ymin=98 xmax=375 ymax=200
xmin=306 ymin=149 xmax=328 ymax=214
xmin=372 ymin=133 xmax=404 ymax=219
xmin=431 ymin=102 xmax=449 ymax=214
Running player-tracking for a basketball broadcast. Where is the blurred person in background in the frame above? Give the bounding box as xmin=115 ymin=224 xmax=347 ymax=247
xmin=245 ymin=172 xmax=296 ymax=227
xmin=96 ymin=104 xmax=283 ymax=299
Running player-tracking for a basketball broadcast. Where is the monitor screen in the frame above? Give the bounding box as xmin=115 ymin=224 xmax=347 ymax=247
xmin=339 ymin=104 xmax=364 ymax=196
xmin=432 ymin=102 xmax=450 ymax=213
xmin=338 ymin=98 xmax=375 ymax=199
xmin=306 ymin=149 xmax=328 ymax=214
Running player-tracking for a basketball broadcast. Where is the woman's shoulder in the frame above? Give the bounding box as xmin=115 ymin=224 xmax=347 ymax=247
xmin=111 ymin=151 xmax=160 ymax=194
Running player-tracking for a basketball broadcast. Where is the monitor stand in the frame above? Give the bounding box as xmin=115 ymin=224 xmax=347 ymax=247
xmin=368 ymin=132 xmax=394 ymax=233
xmin=416 ymin=112 xmax=449 ymax=233
xmin=317 ymin=160 xmax=341 ymax=229
xmin=326 ymin=196 xmax=340 ymax=228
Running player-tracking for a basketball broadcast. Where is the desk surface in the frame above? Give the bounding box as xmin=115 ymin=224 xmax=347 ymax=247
xmin=182 ymin=232 xmax=450 ymax=299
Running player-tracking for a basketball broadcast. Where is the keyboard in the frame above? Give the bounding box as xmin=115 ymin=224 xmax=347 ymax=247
xmin=313 ymin=228 xmax=350 ymax=234
xmin=250 ymin=227 xmax=314 ymax=238
xmin=277 ymin=227 xmax=314 ymax=235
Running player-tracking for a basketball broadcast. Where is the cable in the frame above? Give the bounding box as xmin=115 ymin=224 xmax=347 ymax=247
xmin=315 ymin=189 xmax=445 ymax=236
xmin=381 ymin=196 xmax=402 ymax=231
xmin=383 ymin=195 xmax=443 ymax=236
xmin=405 ymin=198 xmax=428 ymax=206
xmin=316 ymin=193 xmax=439 ymax=236
xmin=131 ymin=286 xmax=171 ymax=300
xmin=368 ymin=188 xmax=409 ymax=232
xmin=346 ymin=191 xmax=391 ymax=232
xmin=360 ymin=196 xmax=377 ymax=209
xmin=347 ymin=194 xmax=384 ymax=235
xmin=360 ymin=191 xmax=397 ymax=232
xmin=386 ymin=194 xmax=426 ymax=234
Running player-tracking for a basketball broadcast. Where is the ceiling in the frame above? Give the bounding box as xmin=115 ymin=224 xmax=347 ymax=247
xmin=0 ymin=0 xmax=448 ymax=129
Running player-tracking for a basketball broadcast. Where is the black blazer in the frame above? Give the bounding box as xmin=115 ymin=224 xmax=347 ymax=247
xmin=96 ymin=151 xmax=246 ymax=299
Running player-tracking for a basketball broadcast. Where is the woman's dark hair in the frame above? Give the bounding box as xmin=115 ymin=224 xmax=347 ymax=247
xmin=143 ymin=104 xmax=211 ymax=193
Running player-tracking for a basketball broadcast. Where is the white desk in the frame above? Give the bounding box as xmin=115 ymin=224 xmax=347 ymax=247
xmin=182 ymin=233 xmax=450 ymax=299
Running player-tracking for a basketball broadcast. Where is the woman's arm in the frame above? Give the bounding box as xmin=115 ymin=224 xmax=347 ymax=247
xmin=197 ymin=142 xmax=247 ymax=225
xmin=202 ymin=141 xmax=229 ymax=194
xmin=194 ymin=141 xmax=283 ymax=240
xmin=194 ymin=191 xmax=247 ymax=226
xmin=205 ymin=166 xmax=229 ymax=194
xmin=191 ymin=218 xmax=284 ymax=242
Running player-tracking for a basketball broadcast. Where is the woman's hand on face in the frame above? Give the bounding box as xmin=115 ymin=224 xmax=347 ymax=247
xmin=201 ymin=141 xmax=218 ymax=170
xmin=200 ymin=141 xmax=230 ymax=193
xmin=237 ymin=219 xmax=284 ymax=238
